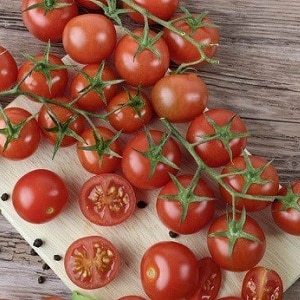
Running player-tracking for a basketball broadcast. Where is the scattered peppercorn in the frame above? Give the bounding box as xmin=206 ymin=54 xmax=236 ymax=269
xmin=38 ymin=276 xmax=45 ymax=284
xmin=42 ymin=263 xmax=50 ymax=270
xmin=30 ymin=248 xmax=38 ymax=256
xmin=1 ymin=193 xmax=9 ymax=201
xmin=137 ymin=200 xmax=147 ymax=209
xmin=169 ymin=231 xmax=179 ymax=238
xmin=33 ymin=238 xmax=43 ymax=248
xmin=53 ymin=254 xmax=62 ymax=261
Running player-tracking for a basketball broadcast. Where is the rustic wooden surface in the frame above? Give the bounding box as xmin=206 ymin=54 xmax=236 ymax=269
xmin=0 ymin=0 xmax=300 ymax=299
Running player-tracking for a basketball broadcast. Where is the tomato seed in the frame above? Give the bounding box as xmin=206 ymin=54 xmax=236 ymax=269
xmin=1 ymin=193 xmax=9 ymax=201
xmin=137 ymin=200 xmax=147 ymax=209
xmin=33 ymin=238 xmax=43 ymax=247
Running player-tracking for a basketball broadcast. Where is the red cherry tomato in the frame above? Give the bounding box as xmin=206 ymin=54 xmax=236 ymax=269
xmin=75 ymin=0 xmax=106 ymax=10
xmin=217 ymin=298 xmax=242 ymax=300
xmin=0 ymin=46 xmax=18 ymax=91
xmin=79 ymin=173 xmax=136 ymax=226
xmin=0 ymin=107 xmax=40 ymax=160
xmin=12 ymin=169 xmax=69 ymax=223
xmin=241 ymin=266 xmax=283 ymax=300
xmin=140 ymin=241 xmax=199 ymax=300
xmin=21 ymin=0 xmax=78 ymax=42
xmin=151 ymin=73 xmax=208 ymax=123
xmin=117 ymin=296 xmax=147 ymax=300
xmin=42 ymin=297 xmax=64 ymax=300
xmin=62 ymin=14 xmax=116 ymax=64
xmin=64 ymin=235 xmax=120 ymax=289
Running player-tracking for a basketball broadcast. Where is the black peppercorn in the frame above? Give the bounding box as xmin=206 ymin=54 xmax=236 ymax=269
xmin=38 ymin=276 xmax=45 ymax=284
xmin=33 ymin=238 xmax=43 ymax=248
xmin=30 ymin=248 xmax=38 ymax=256
xmin=53 ymin=254 xmax=62 ymax=261
xmin=137 ymin=200 xmax=147 ymax=209
xmin=169 ymin=231 xmax=179 ymax=238
xmin=42 ymin=263 xmax=50 ymax=270
xmin=1 ymin=193 xmax=9 ymax=201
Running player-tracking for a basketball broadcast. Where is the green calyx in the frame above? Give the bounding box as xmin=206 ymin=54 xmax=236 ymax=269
xmin=277 ymin=184 xmax=300 ymax=212
xmin=23 ymin=0 xmax=73 ymax=14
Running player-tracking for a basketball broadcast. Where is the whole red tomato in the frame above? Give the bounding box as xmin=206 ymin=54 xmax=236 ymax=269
xmin=62 ymin=14 xmax=116 ymax=64
xmin=121 ymin=129 xmax=181 ymax=190
xmin=140 ymin=241 xmax=199 ymax=300
xmin=118 ymin=297 xmax=147 ymax=300
xmin=114 ymin=28 xmax=170 ymax=87
xmin=0 ymin=46 xmax=18 ymax=91
xmin=12 ymin=169 xmax=69 ymax=223
xmin=241 ymin=266 xmax=283 ymax=300
xmin=22 ymin=0 xmax=78 ymax=42
xmin=163 ymin=14 xmax=219 ymax=66
xmin=151 ymin=73 xmax=208 ymax=123
xmin=186 ymin=108 xmax=248 ymax=167
xmin=217 ymin=298 xmax=242 ymax=300
xmin=75 ymin=0 xmax=106 ymax=10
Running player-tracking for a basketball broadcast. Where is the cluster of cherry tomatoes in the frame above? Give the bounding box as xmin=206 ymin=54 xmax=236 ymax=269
xmin=1 ymin=0 xmax=300 ymax=299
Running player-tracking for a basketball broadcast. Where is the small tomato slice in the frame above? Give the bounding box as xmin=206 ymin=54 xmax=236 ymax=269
xmin=79 ymin=173 xmax=136 ymax=226
xmin=64 ymin=235 xmax=120 ymax=289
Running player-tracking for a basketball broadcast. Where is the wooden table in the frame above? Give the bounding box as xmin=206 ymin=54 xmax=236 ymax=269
xmin=1 ymin=0 xmax=300 ymax=299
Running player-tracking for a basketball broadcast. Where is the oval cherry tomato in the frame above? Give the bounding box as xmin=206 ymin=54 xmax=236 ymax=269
xmin=118 ymin=296 xmax=147 ymax=300
xmin=163 ymin=14 xmax=220 ymax=66
xmin=187 ymin=256 xmax=222 ymax=300
xmin=38 ymin=97 xmax=86 ymax=147
xmin=12 ymin=169 xmax=69 ymax=223
xmin=77 ymin=126 xmax=122 ymax=174
xmin=151 ymin=73 xmax=208 ymax=123
xmin=186 ymin=108 xmax=248 ymax=167
xmin=114 ymin=28 xmax=170 ymax=87
xmin=0 ymin=46 xmax=18 ymax=91
xmin=156 ymin=174 xmax=216 ymax=234
xmin=75 ymin=0 xmax=105 ymax=10
xmin=241 ymin=266 xmax=283 ymax=300
xmin=0 ymin=107 xmax=40 ymax=160
xmin=70 ymin=63 xmax=119 ymax=112
xmin=79 ymin=173 xmax=136 ymax=226
xmin=107 ymin=88 xmax=154 ymax=133
xmin=18 ymin=53 xmax=68 ymax=100
xmin=272 ymin=182 xmax=300 ymax=235
xmin=140 ymin=241 xmax=199 ymax=300
xmin=219 ymin=154 xmax=279 ymax=212
xmin=62 ymin=13 xmax=116 ymax=64
xmin=121 ymin=129 xmax=181 ymax=190
xmin=22 ymin=0 xmax=78 ymax=42
xmin=207 ymin=212 xmax=266 ymax=272
xmin=64 ymin=235 xmax=120 ymax=289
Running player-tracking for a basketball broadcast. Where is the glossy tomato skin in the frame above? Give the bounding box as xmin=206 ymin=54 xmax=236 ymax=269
xmin=217 ymin=298 xmax=242 ymax=300
xmin=272 ymin=182 xmax=300 ymax=235
xmin=118 ymin=296 xmax=147 ymax=300
xmin=122 ymin=0 xmax=180 ymax=24
xmin=70 ymin=63 xmax=118 ymax=112
xmin=79 ymin=173 xmax=136 ymax=226
xmin=163 ymin=14 xmax=220 ymax=66
xmin=140 ymin=241 xmax=199 ymax=300
xmin=207 ymin=213 xmax=266 ymax=272
xmin=75 ymin=0 xmax=105 ymax=10
xmin=121 ymin=130 xmax=181 ymax=190
xmin=18 ymin=54 xmax=68 ymax=99
xmin=0 ymin=46 xmax=18 ymax=91
xmin=107 ymin=88 xmax=154 ymax=133
xmin=62 ymin=14 xmax=116 ymax=64
xmin=38 ymin=97 xmax=86 ymax=147
xmin=219 ymin=155 xmax=279 ymax=211
xmin=114 ymin=28 xmax=170 ymax=87
xmin=41 ymin=297 xmax=64 ymax=300
xmin=151 ymin=73 xmax=208 ymax=123
xmin=156 ymin=174 xmax=216 ymax=234
xmin=186 ymin=108 xmax=247 ymax=167
xmin=0 ymin=107 xmax=40 ymax=160
xmin=77 ymin=126 xmax=122 ymax=174
xmin=22 ymin=0 xmax=78 ymax=42
xmin=241 ymin=266 xmax=283 ymax=300
xmin=12 ymin=169 xmax=69 ymax=223
xmin=64 ymin=235 xmax=120 ymax=289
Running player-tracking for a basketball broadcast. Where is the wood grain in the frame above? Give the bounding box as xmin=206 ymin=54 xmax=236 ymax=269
xmin=1 ymin=1 xmax=300 ymax=299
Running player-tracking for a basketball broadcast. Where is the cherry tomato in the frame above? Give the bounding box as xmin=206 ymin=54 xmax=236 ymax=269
xmin=207 ymin=212 xmax=266 ymax=272
xmin=122 ymin=0 xmax=180 ymax=24
xmin=77 ymin=126 xmax=122 ymax=174
xmin=62 ymin=13 xmax=116 ymax=64
xmin=21 ymin=0 xmax=78 ymax=42
xmin=75 ymin=0 xmax=105 ymax=10
xmin=121 ymin=129 xmax=181 ymax=190
xmin=107 ymin=88 xmax=154 ymax=133
xmin=70 ymin=63 xmax=119 ymax=112
xmin=41 ymin=297 xmax=64 ymax=300
xmin=217 ymin=298 xmax=242 ymax=300
xmin=114 ymin=28 xmax=170 ymax=87
xmin=219 ymin=154 xmax=279 ymax=211
xmin=12 ymin=169 xmax=69 ymax=223
xmin=272 ymin=182 xmax=300 ymax=235
xmin=79 ymin=173 xmax=136 ymax=226
xmin=0 ymin=46 xmax=18 ymax=91
xmin=64 ymin=235 xmax=120 ymax=289
xmin=156 ymin=174 xmax=216 ymax=234
xmin=118 ymin=296 xmax=147 ymax=300
xmin=140 ymin=241 xmax=199 ymax=300
xmin=241 ymin=266 xmax=283 ymax=300
xmin=187 ymin=256 xmax=222 ymax=300
xmin=186 ymin=108 xmax=248 ymax=167
xmin=0 ymin=107 xmax=40 ymax=160
xmin=163 ymin=14 xmax=220 ymax=66
xmin=151 ymin=73 xmax=208 ymax=123
xmin=38 ymin=97 xmax=86 ymax=147
xmin=18 ymin=53 xmax=68 ymax=99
